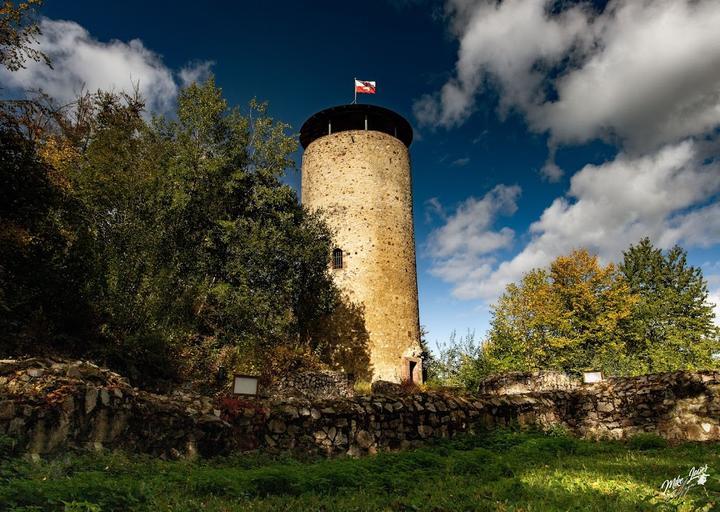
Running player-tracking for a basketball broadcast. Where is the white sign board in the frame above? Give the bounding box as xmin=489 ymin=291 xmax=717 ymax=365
xmin=233 ymin=375 xmax=259 ymax=396
xmin=583 ymin=371 xmax=603 ymax=384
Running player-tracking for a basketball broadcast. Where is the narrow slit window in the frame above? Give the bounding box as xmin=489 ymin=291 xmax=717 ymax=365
xmin=332 ymin=248 xmax=343 ymax=269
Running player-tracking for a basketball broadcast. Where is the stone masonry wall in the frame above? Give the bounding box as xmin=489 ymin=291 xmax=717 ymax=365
xmin=1 ymin=359 xmax=718 ymax=459
xmin=301 ymin=130 xmax=422 ymax=382
xmin=477 ymin=371 xmax=580 ymax=395
xmin=265 ymin=370 xmax=353 ymax=401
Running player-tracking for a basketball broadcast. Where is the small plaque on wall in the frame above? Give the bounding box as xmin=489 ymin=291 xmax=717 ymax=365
xmin=233 ymin=374 xmax=259 ymax=396
xmin=583 ymin=371 xmax=603 ymax=384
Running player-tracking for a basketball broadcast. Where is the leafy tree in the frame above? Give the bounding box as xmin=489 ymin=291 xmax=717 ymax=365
xmin=142 ymin=81 xmax=337 ymax=385
xmin=479 ymin=249 xmax=639 ymax=377
xmin=425 ymin=329 xmax=481 ymax=389
xmin=620 ymin=238 xmax=719 ymax=372
xmin=0 ymin=0 xmax=48 ymax=72
xmin=0 ymin=109 xmax=93 ymax=354
xmin=1 ymin=77 xmax=341 ymax=389
xmin=0 ymin=0 xmax=344 ymax=388
xmin=0 ymin=0 xmax=96 ymax=355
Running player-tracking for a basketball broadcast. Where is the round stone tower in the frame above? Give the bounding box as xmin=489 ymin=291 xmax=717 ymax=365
xmin=300 ymin=104 xmax=422 ymax=383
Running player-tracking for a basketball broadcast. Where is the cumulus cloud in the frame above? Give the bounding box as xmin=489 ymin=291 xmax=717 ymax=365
xmin=428 ymin=140 xmax=720 ymax=300
xmin=179 ymin=60 xmax=215 ymax=87
xmin=424 ymin=197 xmax=447 ymax=223
xmin=0 ymin=18 xmax=213 ymax=113
xmin=426 ymin=185 xmax=521 ymax=297
xmin=709 ymin=290 xmax=720 ymax=327
xmin=704 ymin=265 xmax=720 ymax=326
xmin=417 ymin=0 xmax=720 ymax=153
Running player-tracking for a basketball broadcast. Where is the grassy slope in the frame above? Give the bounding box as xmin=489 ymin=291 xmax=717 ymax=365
xmin=0 ymin=431 xmax=718 ymax=511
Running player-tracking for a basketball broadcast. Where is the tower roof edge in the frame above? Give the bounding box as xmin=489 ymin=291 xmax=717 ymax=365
xmin=300 ymin=104 xmax=413 ymax=149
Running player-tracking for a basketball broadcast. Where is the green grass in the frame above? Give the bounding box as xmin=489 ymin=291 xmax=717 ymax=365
xmin=0 ymin=430 xmax=718 ymax=511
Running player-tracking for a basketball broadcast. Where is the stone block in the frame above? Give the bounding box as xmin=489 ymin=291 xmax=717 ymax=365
xmin=418 ymin=425 xmax=433 ymax=438
xmin=268 ymin=419 xmax=286 ymax=434
xmin=355 ymin=430 xmax=373 ymax=449
xmin=85 ymin=387 xmax=98 ymax=414
xmin=0 ymin=400 xmax=15 ymax=420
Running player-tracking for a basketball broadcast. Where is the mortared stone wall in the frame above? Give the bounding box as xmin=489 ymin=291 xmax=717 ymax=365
xmin=301 ymin=129 xmax=422 ymax=383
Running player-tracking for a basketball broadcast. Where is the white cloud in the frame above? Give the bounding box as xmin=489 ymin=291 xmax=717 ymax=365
xmin=429 ymin=140 xmax=720 ymax=301
xmin=535 ymin=0 xmax=720 ymax=151
xmin=706 ymin=268 xmax=720 ymax=326
xmin=0 ymin=18 xmax=213 ymax=114
xmin=451 ymin=157 xmax=470 ymax=167
xmin=417 ymin=0 xmax=720 ymax=153
xmin=540 ymin=159 xmax=564 ymax=182
xmin=709 ymin=290 xmax=720 ymax=327
xmin=179 ymin=60 xmax=215 ymax=87
xmin=424 ymin=197 xmax=447 ymax=223
xmin=426 ymin=185 xmax=521 ymax=297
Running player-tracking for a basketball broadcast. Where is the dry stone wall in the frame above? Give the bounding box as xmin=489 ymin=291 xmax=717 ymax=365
xmin=265 ymin=370 xmax=353 ymax=401
xmin=477 ymin=371 xmax=580 ymax=395
xmin=1 ymin=358 xmax=718 ymax=459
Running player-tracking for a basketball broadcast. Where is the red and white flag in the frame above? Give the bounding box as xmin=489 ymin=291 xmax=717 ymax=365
xmin=355 ymin=79 xmax=376 ymax=94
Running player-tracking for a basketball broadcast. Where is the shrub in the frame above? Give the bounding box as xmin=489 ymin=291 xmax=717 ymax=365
xmin=511 ymin=435 xmax=580 ymax=458
xmin=545 ymin=424 xmax=572 ymax=438
xmin=248 ymin=467 xmax=303 ymax=497
xmin=353 ymin=380 xmax=372 ymax=395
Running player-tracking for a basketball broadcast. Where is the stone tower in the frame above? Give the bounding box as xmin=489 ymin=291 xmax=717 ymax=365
xmin=300 ymin=104 xmax=422 ymax=383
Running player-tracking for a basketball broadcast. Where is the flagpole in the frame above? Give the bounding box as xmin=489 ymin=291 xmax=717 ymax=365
xmin=353 ymin=77 xmax=357 ymax=104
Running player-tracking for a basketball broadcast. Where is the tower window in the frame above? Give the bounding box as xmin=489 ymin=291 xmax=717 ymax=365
xmin=332 ymin=248 xmax=343 ymax=269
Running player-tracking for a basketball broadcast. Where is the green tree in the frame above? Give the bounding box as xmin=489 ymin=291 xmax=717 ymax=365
xmin=425 ymin=329 xmax=481 ymax=389
xmin=0 ymin=8 xmax=92 ymax=356
xmin=67 ymin=80 xmax=339 ymax=386
xmin=144 ymin=81 xmax=338 ymax=385
xmin=620 ymin=238 xmax=719 ymax=372
xmin=0 ymin=108 xmax=93 ymax=354
xmin=479 ymin=249 xmax=639 ymax=378
xmin=2 ymin=77 xmax=341 ymax=389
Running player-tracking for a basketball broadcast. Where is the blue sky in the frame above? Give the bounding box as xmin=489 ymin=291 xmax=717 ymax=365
xmin=3 ymin=0 xmax=719 ymax=348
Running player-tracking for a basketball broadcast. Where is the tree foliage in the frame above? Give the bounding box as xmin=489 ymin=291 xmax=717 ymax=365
xmin=472 ymin=246 xmax=720 ymax=381
xmin=1 ymin=78 xmax=341 ymax=389
xmin=424 ymin=329 xmax=481 ymax=389
xmin=0 ymin=0 xmax=48 ymax=72
xmin=0 ymin=101 xmax=93 ymax=354
xmin=479 ymin=249 xmax=637 ymax=377
xmin=620 ymin=237 xmax=719 ymax=372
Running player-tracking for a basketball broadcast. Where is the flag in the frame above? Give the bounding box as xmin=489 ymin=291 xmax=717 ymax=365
xmin=355 ymin=79 xmax=376 ymax=94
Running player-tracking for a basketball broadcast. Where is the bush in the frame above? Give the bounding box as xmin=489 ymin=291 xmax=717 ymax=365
xmin=353 ymin=380 xmax=372 ymax=395
xmin=248 ymin=467 xmax=304 ymax=497
xmin=545 ymin=424 xmax=572 ymax=438
xmin=513 ymin=436 xmax=580 ymax=457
